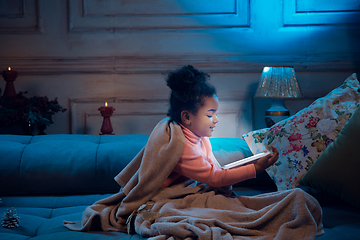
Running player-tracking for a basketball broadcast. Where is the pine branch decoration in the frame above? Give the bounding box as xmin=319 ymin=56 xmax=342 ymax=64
xmin=2 ymin=208 xmax=20 ymax=229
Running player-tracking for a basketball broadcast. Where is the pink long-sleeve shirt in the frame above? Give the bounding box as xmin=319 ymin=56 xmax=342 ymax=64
xmin=162 ymin=124 xmax=256 ymax=188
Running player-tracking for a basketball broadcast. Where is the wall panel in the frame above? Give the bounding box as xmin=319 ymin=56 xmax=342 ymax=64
xmin=0 ymin=0 xmax=359 ymax=135
xmin=0 ymin=0 xmax=40 ymax=33
xmin=283 ymin=0 xmax=360 ymax=26
xmin=68 ymin=0 xmax=250 ymax=32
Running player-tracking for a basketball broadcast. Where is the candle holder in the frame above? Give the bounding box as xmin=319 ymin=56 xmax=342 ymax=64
xmin=2 ymin=67 xmax=18 ymax=97
xmin=98 ymin=103 xmax=115 ymax=135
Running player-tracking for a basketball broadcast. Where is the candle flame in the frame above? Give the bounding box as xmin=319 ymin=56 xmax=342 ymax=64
xmin=105 ymin=102 xmax=108 ymax=107
xmin=8 ymin=67 xmax=11 ymax=71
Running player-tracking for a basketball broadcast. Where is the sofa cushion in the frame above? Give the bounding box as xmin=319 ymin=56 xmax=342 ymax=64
xmin=0 ymin=134 xmax=149 ymax=195
xmin=300 ymin=105 xmax=360 ymax=209
xmin=210 ymin=137 xmax=253 ymax=164
xmin=0 ymin=134 xmax=258 ymax=196
xmin=0 ymin=194 xmax=147 ymax=240
xmin=243 ymin=74 xmax=360 ymax=190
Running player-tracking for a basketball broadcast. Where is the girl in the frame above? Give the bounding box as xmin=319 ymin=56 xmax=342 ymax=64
xmin=65 ymin=65 xmax=323 ymax=240
xmin=162 ymin=65 xmax=279 ymax=188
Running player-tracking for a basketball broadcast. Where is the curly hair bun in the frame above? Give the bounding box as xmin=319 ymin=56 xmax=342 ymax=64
xmin=166 ymin=65 xmax=209 ymax=101
xmin=166 ymin=65 xmax=216 ymax=123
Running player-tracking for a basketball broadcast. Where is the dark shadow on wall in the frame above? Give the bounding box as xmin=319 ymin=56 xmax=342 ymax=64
xmin=348 ymin=4 xmax=360 ymax=78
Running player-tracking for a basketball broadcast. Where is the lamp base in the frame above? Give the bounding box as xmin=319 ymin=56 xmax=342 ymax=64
xmin=265 ymin=99 xmax=290 ymax=116
xmin=265 ymin=110 xmax=290 ymax=116
xmin=265 ymin=99 xmax=290 ymax=127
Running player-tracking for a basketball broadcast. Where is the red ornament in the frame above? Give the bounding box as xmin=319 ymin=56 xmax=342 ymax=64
xmin=2 ymin=67 xmax=18 ymax=97
xmin=98 ymin=102 xmax=115 ymax=135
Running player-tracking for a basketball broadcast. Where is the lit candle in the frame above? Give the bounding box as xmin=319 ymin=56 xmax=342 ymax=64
xmin=98 ymin=102 xmax=115 ymax=135
xmin=2 ymin=67 xmax=18 ymax=97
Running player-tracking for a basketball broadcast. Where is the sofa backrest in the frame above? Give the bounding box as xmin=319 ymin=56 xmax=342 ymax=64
xmin=0 ymin=134 xmax=252 ymax=196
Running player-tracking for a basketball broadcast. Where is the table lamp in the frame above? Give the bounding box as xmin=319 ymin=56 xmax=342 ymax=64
xmin=255 ymin=66 xmax=302 ymax=127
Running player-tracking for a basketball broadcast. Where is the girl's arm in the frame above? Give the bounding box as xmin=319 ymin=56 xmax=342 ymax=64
xmin=172 ymin=141 xmax=256 ymax=187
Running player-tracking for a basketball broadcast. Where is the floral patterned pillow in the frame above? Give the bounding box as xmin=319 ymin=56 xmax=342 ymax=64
xmin=243 ymin=73 xmax=360 ymax=190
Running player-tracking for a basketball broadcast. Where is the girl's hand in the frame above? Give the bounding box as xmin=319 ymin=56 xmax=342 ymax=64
xmin=254 ymin=147 xmax=279 ymax=174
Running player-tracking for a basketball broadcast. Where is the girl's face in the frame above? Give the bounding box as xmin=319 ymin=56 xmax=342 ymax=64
xmin=185 ymin=95 xmax=219 ymax=138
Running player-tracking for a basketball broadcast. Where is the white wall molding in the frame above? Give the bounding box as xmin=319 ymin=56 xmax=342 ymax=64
xmin=69 ymin=98 xmax=168 ymax=135
xmin=0 ymin=53 xmax=359 ymax=75
xmin=69 ymin=97 xmax=252 ymax=137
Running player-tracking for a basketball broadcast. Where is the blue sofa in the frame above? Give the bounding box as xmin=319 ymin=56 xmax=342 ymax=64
xmin=0 ymin=134 xmax=359 ymax=240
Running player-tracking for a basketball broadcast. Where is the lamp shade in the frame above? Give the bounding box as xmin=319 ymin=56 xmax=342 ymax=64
xmin=255 ymin=66 xmax=302 ymax=99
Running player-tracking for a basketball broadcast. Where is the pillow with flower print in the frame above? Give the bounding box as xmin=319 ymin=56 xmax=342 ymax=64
xmin=243 ymin=73 xmax=360 ymax=191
